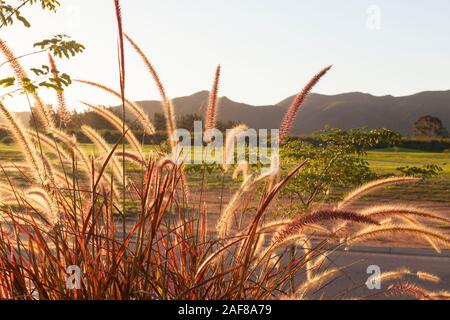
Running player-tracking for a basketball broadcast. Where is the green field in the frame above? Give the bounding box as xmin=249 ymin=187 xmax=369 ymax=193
xmin=367 ymin=148 xmax=450 ymax=175
xmin=0 ymin=144 xmax=449 ymax=203
xmin=364 ymin=148 xmax=450 ymax=202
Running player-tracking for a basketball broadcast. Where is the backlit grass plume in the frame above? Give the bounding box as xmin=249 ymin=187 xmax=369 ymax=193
xmin=204 ymin=65 xmax=221 ymax=143
xmin=81 ymin=125 xmax=124 ymax=183
xmin=367 ymin=268 xmax=440 ymax=288
xmin=279 ymin=65 xmax=332 ymax=143
xmin=0 ymin=102 xmax=46 ymax=183
xmin=48 ymin=127 xmax=119 ymax=195
xmin=28 ymin=129 xmax=71 ymax=162
xmin=75 ymin=80 xmax=155 ymax=135
xmin=338 ymin=176 xmax=420 ymax=209
xmin=49 ymin=128 xmax=92 ymax=176
xmin=48 ymin=54 xmax=71 ymax=128
xmin=0 ymin=38 xmax=54 ymax=131
xmin=385 ymin=283 xmax=432 ymax=300
xmin=216 ymin=173 xmax=255 ymax=238
xmin=222 ymin=124 xmax=249 ymax=172
xmin=124 ymin=33 xmax=177 ymax=148
xmin=123 ymin=33 xmax=192 ymax=202
xmin=80 ymin=101 xmax=143 ymax=155
xmin=345 ymin=224 xmax=450 ymax=249
xmin=361 ymin=204 xmax=450 ymax=225
xmin=272 ymin=209 xmax=379 ymax=246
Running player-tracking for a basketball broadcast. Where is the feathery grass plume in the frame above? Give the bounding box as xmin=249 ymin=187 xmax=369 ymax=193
xmin=28 ymin=130 xmax=71 ymax=161
xmin=1 ymin=197 xmax=53 ymax=226
xmin=429 ymin=291 xmax=450 ymax=300
xmin=48 ymin=54 xmax=71 ymax=128
xmin=81 ymin=125 xmax=124 ymax=184
xmin=0 ymin=124 xmax=57 ymax=185
xmin=41 ymin=153 xmax=58 ymax=184
xmin=50 ymin=128 xmax=119 ymax=198
xmin=114 ymin=0 xmax=125 ymax=86
xmin=363 ymin=268 xmax=440 ymax=298
xmin=218 ymin=159 xmax=290 ymax=238
xmin=302 ymin=223 xmax=333 ymax=236
xmin=161 ymin=149 xmax=190 ymax=203
xmin=361 ymin=204 xmax=450 ymax=224
xmin=179 ymin=171 xmax=190 ymax=203
xmin=80 ymin=102 xmax=142 ymax=155
xmin=368 ymin=268 xmax=412 ymax=287
xmin=296 ymin=237 xmax=317 ymax=282
xmin=386 ymin=282 xmax=431 ymax=300
xmin=0 ymin=163 xmax=69 ymax=187
xmin=279 ymin=65 xmax=332 ymax=143
xmin=417 ymin=272 xmax=440 ymax=283
xmin=397 ymin=216 xmax=443 ymax=253
xmin=26 ymin=188 xmax=58 ymax=225
xmin=0 ymin=38 xmax=54 ymax=131
xmin=1 ymin=187 xmax=57 ymax=226
xmin=1 ymin=124 xmax=62 ymax=183
xmin=255 ymin=154 xmax=280 ymax=183
xmin=124 ymin=33 xmax=176 ymax=147
xmin=222 ymin=124 xmax=249 ymax=172
xmin=258 ymin=219 xmax=292 ymax=233
xmin=338 ymin=176 xmax=420 ymax=209
xmin=345 ymin=224 xmax=450 ymax=248
xmin=296 ymin=267 xmax=342 ymax=299
xmin=0 ymin=183 xmax=13 ymax=194
xmin=204 ymin=65 xmax=221 ymax=143
xmin=114 ymin=151 xmax=147 ymax=166
xmin=216 ymin=174 xmax=255 ymax=238
xmin=156 ymin=156 xmax=190 ymax=203
xmin=272 ymin=209 xmax=379 ymax=246
xmin=232 ymin=161 xmax=250 ymax=180
xmin=252 ymin=227 xmax=315 ymax=266
xmin=49 ymin=128 xmax=92 ymax=175
xmin=0 ymin=102 xmax=45 ymax=182
xmin=245 ymin=220 xmax=295 ymax=259
xmin=75 ymin=80 xmax=155 ymax=134
xmin=0 ymin=163 xmax=33 ymax=173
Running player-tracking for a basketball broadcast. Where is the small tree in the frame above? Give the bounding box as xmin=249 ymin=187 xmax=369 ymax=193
xmin=280 ymin=128 xmax=401 ymax=214
xmin=177 ymin=113 xmax=203 ymax=132
xmin=153 ymin=112 xmax=167 ymax=132
xmin=413 ymin=115 xmax=448 ymax=138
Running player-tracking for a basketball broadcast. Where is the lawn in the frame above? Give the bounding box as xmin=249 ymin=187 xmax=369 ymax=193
xmin=364 ymin=148 xmax=450 ymax=203
xmin=367 ymin=148 xmax=450 ymax=175
xmin=0 ymin=143 xmax=449 ymax=203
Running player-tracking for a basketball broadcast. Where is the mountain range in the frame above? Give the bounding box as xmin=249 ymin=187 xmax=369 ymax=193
xmin=10 ymin=90 xmax=450 ymax=135
xmin=132 ymin=90 xmax=450 ymax=135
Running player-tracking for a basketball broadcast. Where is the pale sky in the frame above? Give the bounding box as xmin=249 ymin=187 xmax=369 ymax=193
xmin=1 ymin=0 xmax=450 ymax=111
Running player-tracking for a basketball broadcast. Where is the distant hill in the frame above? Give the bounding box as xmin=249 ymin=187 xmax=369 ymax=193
xmin=4 ymin=90 xmax=450 ymax=135
xmin=131 ymin=90 xmax=450 ymax=135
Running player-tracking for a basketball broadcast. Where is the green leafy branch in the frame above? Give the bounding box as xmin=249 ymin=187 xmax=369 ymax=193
xmin=34 ymin=34 xmax=85 ymax=59
xmin=0 ymin=0 xmax=60 ymax=28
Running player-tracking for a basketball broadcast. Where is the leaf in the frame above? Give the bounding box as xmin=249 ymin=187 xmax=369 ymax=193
xmin=0 ymin=77 xmax=15 ymax=88
xmin=15 ymin=12 xmax=30 ymax=28
xmin=34 ymin=35 xmax=85 ymax=59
